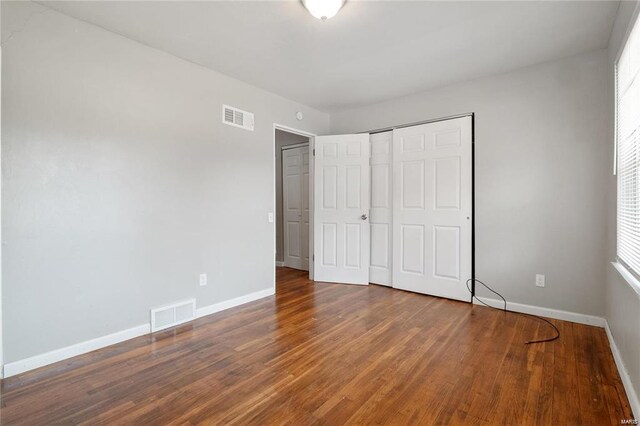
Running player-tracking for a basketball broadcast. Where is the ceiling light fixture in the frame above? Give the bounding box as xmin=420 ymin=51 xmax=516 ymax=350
xmin=302 ymin=0 xmax=346 ymax=21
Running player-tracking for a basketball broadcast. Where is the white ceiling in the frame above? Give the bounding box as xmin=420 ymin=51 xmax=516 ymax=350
xmin=42 ymin=1 xmax=620 ymax=112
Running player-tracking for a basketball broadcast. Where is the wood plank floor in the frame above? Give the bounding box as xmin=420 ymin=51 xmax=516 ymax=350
xmin=0 ymin=267 xmax=633 ymax=425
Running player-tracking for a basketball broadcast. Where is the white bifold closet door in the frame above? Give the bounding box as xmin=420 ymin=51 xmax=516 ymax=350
xmin=392 ymin=116 xmax=472 ymax=302
xmin=313 ymin=134 xmax=371 ymax=285
xmin=283 ymin=145 xmax=310 ymax=271
xmin=369 ymin=131 xmax=393 ymax=286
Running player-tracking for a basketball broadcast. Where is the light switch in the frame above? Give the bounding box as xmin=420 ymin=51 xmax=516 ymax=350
xmin=268 ymin=212 xmax=274 ymax=223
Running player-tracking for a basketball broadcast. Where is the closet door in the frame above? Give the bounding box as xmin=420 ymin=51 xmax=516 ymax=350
xmin=369 ymin=132 xmax=393 ymax=286
xmin=392 ymin=117 xmax=472 ymax=302
xmin=313 ymin=134 xmax=371 ymax=285
xmin=283 ymin=146 xmax=309 ymax=271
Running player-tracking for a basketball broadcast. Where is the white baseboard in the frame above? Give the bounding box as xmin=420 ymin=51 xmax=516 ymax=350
xmin=474 ymin=298 xmax=637 ymax=415
xmin=605 ymin=321 xmax=640 ymax=418
xmin=275 ymin=261 xmax=285 ymax=267
xmin=473 ymin=297 xmax=606 ymax=327
xmin=196 ymin=287 xmax=275 ymax=318
xmin=3 ymin=323 xmax=151 ymax=378
xmin=3 ymin=287 xmax=275 ymax=379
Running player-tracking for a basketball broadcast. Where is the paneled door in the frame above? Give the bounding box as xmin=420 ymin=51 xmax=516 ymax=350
xmin=369 ymin=132 xmax=393 ymax=286
xmin=283 ymin=145 xmax=310 ymax=271
xmin=392 ymin=117 xmax=472 ymax=302
xmin=313 ymin=134 xmax=371 ymax=285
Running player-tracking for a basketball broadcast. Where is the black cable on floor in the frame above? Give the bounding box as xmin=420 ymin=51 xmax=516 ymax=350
xmin=466 ymin=278 xmax=560 ymax=345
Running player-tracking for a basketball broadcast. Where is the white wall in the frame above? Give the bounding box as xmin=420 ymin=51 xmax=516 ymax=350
xmin=0 ymin=0 xmax=4 ymax=374
xmin=606 ymin=0 xmax=640 ymax=411
xmin=2 ymin=1 xmax=635 ymax=396
xmin=0 ymin=1 xmax=329 ymax=364
xmin=275 ymin=129 xmax=309 ymax=263
xmin=331 ymin=49 xmax=611 ymax=317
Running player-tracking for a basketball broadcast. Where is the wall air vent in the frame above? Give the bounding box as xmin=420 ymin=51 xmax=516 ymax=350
xmin=150 ymin=299 xmax=196 ymax=332
xmin=222 ymin=104 xmax=254 ymax=131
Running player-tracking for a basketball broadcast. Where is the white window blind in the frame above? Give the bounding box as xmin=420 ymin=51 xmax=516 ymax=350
xmin=617 ymin=14 xmax=640 ymax=276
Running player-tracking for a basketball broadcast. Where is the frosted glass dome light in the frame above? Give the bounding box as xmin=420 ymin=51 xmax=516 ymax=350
xmin=302 ymin=0 xmax=346 ymax=21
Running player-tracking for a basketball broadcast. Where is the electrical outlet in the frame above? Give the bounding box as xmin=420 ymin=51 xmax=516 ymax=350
xmin=535 ymin=274 xmax=545 ymax=288
xmin=199 ymin=273 xmax=207 ymax=287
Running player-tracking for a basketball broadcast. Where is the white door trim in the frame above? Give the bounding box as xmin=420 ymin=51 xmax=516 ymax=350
xmin=282 ymin=142 xmax=309 ymax=151
xmin=273 ymin=124 xmax=316 ymax=284
xmin=365 ymin=112 xmax=474 ymax=135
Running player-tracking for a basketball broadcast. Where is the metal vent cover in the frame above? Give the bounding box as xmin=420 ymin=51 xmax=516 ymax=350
xmin=222 ymin=104 xmax=254 ymax=131
xmin=150 ymin=299 xmax=196 ymax=332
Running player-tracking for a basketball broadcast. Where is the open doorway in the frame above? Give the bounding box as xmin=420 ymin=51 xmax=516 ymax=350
xmin=274 ymin=127 xmax=312 ymax=274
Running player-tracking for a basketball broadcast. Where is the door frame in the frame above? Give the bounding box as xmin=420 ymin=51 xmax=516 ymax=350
xmin=282 ymin=142 xmax=309 ymax=151
xmin=273 ymin=124 xmax=316 ymax=285
xmin=364 ymin=112 xmax=475 ymax=298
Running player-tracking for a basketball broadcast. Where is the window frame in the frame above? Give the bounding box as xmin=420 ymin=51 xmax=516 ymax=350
xmin=614 ymin=6 xmax=640 ymax=297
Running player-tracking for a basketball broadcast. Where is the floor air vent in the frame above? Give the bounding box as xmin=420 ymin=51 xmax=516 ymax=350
xmin=222 ymin=104 xmax=254 ymax=131
xmin=150 ymin=299 xmax=196 ymax=332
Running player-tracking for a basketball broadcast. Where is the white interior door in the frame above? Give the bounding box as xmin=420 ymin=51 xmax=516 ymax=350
xmin=392 ymin=116 xmax=472 ymax=302
xmin=313 ymin=134 xmax=370 ymax=285
xmin=283 ymin=145 xmax=310 ymax=271
xmin=369 ymin=131 xmax=393 ymax=286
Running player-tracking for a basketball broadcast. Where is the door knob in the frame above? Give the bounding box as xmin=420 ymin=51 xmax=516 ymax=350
xmin=361 ymin=214 xmax=368 ymax=220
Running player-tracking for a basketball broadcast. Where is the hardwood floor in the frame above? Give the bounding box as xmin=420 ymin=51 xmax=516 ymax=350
xmin=0 ymin=267 xmax=633 ymax=424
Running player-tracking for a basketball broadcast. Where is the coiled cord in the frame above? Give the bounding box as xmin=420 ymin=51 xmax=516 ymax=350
xmin=466 ymin=278 xmax=560 ymax=345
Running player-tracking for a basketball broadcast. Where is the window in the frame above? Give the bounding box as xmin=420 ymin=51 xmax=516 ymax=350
xmin=616 ymin=14 xmax=640 ymax=276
